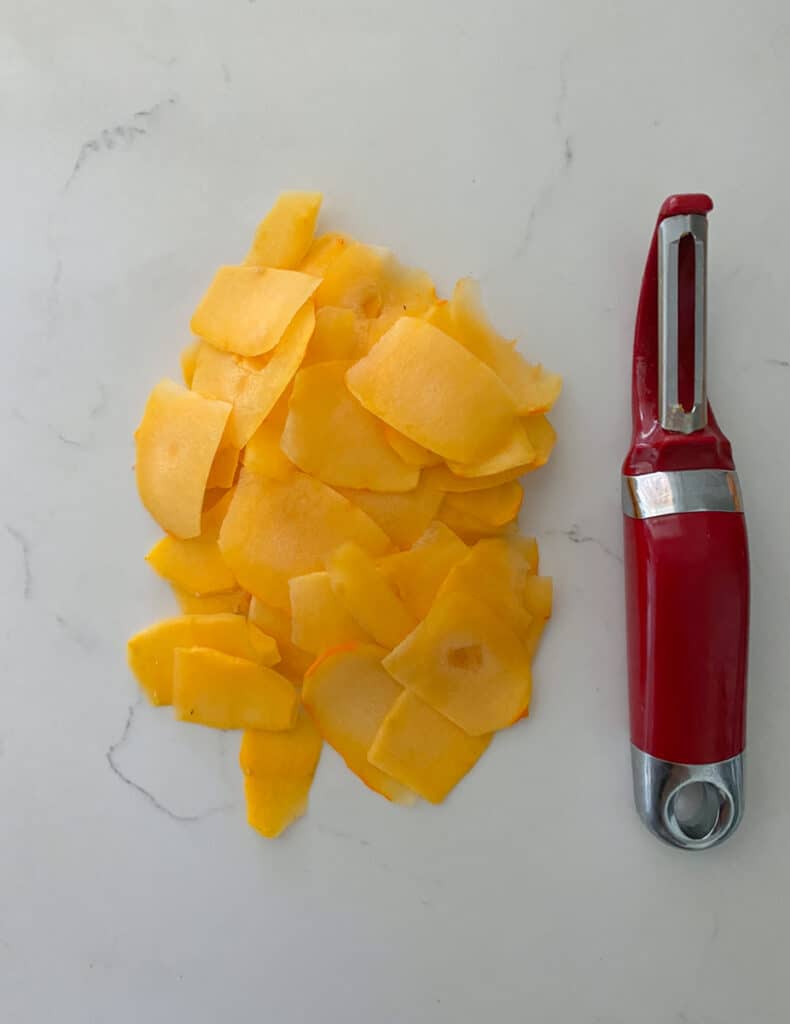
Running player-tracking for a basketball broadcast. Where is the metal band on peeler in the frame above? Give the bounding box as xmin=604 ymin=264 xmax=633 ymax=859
xmin=622 ymin=469 xmax=743 ymax=519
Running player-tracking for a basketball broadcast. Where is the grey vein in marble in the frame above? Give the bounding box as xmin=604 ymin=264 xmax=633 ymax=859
xmin=106 ymin=700 xmax=232 ymax=824
xmin=90 ymin=382 xmax=108 ymax=419
xmin=50 ymin=383 xmax=108 ymax=449
xmin=553 ymin=51 xmax=569 ymax=128
xmin=513 ymin=57 xmax=575 ymax=260
xmin=47 ymin=100 xmax=177 ymax=346
xmin=6 ymin=525 xmax=33 ymax=599
xmin=55 ymin=614 xmax=96 ymax=653
xmin=56 ymin=432 xmax=83 ymax=448
xmin=63 ymin=97 xmax=177 ymax=193
xmin=317 ymin=823 xmax=372 ymax=848
xmin=551 ymin=524 xmax=623 ymax=564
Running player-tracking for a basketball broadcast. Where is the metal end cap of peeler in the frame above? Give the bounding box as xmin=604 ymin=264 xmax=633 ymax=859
xmin=631 ymin=747 xmax=744 ymax=850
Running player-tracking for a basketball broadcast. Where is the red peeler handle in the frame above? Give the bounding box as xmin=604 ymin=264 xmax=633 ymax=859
xmin=622 ymin=195 xmax=749 ymax=850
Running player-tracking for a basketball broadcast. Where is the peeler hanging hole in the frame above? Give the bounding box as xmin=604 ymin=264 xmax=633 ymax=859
xmin=631 ymin=748 xmax=743 ymax=851
xmin=667 ymin=780 xmax=722 ymax=842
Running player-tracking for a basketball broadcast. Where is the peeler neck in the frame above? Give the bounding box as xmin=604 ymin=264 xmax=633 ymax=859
xmin=624 ymin=193 xmax=735 ymax=476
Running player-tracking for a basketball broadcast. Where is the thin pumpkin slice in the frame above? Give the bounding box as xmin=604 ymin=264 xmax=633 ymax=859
xmin=218 ymin=469 xmax=391 ymax=610
xmin=441 ymin=481 xmax=524 ymax=530
xmin=326 ymin=543 xmax=417 ymax=650
xmin=523 ymin=618 xmax=547 ymax=661
xmin=248 ymin=596 xmax=291 ymax=647
xmin=276 ymin=644 xmax=315 ymax=683
xmin=201 ymin=488 xmax=236 ymax=537
xmin=382 ymin=590 xmax=531 ymax=735
xmin=265 ymin=383 xmax=292 ymax=431
xmin=282 ymin=361 xmax=419 ymax=492
xmin=520 ymin=414 xmax=557 ymax=470
xmin=242 ymin=419 xmax=294 ymax=480
xmin=135 ymin=380 xmax=231 ymax=539
xmin=146 ymin=535 xmax=237 ymax=595
xmin=437 ymin=537 xmax=539 ymax=636
xmin=314 ymin=242 xmax=390 ymax=312
xmin=206 ymin=445 xmax=240 ymax=489
xmin=289 ymin=571 xmax=371 ymax=654
xmin=299 ymin=232 xmax=351 ymax=278
xmin=128 ymin=613 xmax=279 ymax=706
xmin=437 ymin=508 xmax=517 ymax=543
xmin=424 ymin=461 xmax=533 ymax=493
xmin=379 ymin=521 xmax=468 ymax=620
xmin=446 ymin=279 xmax=562 ymax=415
xmin=191 ymin=302 xmax=315 ymax=447
xmin=445 ymin=420 xmax=534 ymax=478
xmin=248 ymin=597 xmax=313 ymax=682
xmin=244 ymin=776 xmax=313 ymax=839
xmin=346 ymin=317 xmax=519 ymax=463
xmin=303 ymin=307 xmax=368 ymax=366
xmin=382 ymin=426 xmax=442 ymax=468
xmin=180 ymin=340 xmax=201 ymax=387
xmin=241 ymin=708 xmax=323 ymax=778
xmin=337 ymin=473 xmax=444 ymax=549
xmin=243 ymin=191 xmax=322 ymax=269
xmin=423 ymin=298 xmax=455 ymax=335
xmin=173 ymin=647 xmax=298 ymax=730
xmin=314 ymin=243 xmax=433 ymax=323
xmin=191 ymin=265 xmax=319 ymax=357
xmin=173 ymin=587 xmax=250 ymax=616
xmin=523 ymin=575 xmax=553 ymax=620
xmin=242 ymin=708 xmax=324 ymax=837
xmin=365 ymin=264 xmax=437 ymax=346
xmin=302 ymin=643 xmax=415 ymax=803
xmin=368 ymin=691 xmax=491 ymax=804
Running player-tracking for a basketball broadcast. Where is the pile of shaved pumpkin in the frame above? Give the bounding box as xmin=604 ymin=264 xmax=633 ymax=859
xmin=128 ymin=192 xmax=561 ymax=837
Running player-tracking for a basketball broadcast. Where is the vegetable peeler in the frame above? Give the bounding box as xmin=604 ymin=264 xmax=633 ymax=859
xmin=622 ymin=194 xmax=749 ymax=850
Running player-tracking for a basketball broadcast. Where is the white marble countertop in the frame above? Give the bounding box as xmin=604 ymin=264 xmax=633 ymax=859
xmin=3 ymin=2 xmax=790 ymax=1021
